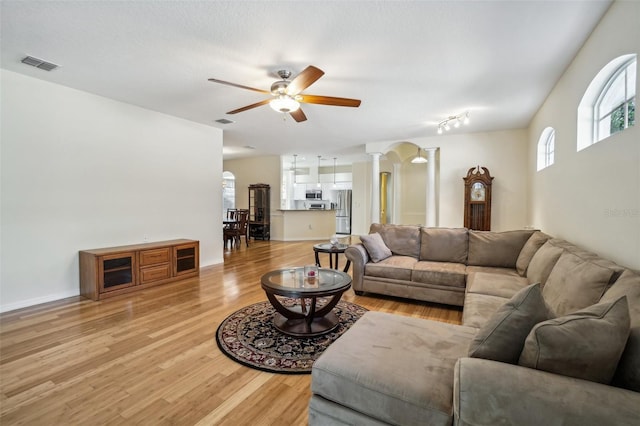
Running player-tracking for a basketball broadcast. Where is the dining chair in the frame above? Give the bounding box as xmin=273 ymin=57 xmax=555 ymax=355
xmin=224 ymin=210 xmax=249 ymax=249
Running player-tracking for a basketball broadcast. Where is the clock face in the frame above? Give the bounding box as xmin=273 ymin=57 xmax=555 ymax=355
xmin=471 ymin=182 xmax=486 ymax=201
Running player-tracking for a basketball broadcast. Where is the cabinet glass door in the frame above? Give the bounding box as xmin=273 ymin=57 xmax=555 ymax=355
xmin=100 ymin=253 xmax=136 ymax=292
xmin=174 ymin=244 xmax=199 ymax=276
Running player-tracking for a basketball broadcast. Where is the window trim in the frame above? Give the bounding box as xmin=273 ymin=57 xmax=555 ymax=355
xmin=537 ymin=127 xmax=555 ymax=171
xmin=577 ymin=53 xmax=637 ymax=152
xmin=593 ymin=56 xmax=636 ymax=143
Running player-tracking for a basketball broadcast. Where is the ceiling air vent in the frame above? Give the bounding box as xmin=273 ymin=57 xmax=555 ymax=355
xmin=21 ymin=56 xmax=59 ymax=71
xmin=215 ymin=118 xmax=234 ymax=125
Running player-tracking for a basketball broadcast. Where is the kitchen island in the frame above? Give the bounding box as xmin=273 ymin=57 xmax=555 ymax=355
xmin=277 ymin=209 xmax=336 ymax=241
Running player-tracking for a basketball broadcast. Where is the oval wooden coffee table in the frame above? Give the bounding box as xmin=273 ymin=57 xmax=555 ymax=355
xmin=261 ymin=267 xmax=352 ymax=337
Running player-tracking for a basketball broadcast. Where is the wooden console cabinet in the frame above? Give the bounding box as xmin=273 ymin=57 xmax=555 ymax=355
xmin=80 ymin=239 xmax=199 ymax=301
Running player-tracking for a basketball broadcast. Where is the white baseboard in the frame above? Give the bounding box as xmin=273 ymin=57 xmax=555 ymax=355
xmin=0 ymin=290 xmax=80 ymax=313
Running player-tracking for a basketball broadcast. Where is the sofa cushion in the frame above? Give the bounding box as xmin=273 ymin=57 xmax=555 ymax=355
xmin=359 ymin=232 xmax=392 ymax=263
xmin=465 ymin=265 xmax=520 ymax=277
xmin=601 ymin=269 xmax=640 ymax=392
xmin=519 ymin=297 xmax=630 ymax=384
xmin=547 ymin=238 xmax=625 ymax=285
xmin=542 ymin=251 xmax=614 ymax=316
xmin=419 ymin=227 xmax=468 ymax=264
xmin=311 ymin=311 xmax=477 ymax=426
xmin=467 ymin=230 xmax=534 ymax=268
xmin=468 ymin=284 xmax=553 ymax=364
xmin=466 ymin=271 xmax=531 ymax=299
xmin=370 ymin=223 xmax=420 ymax=258
xmin=526 ymin=241 xmax=563 ymax=287
xmin=411 ymin=261 xmax=466 ymax=288
xmin=454 ymin=357 xmax=640 ymax=426
xmin=516 ymin=231 xmax=551 ymax=276
xmin=364 ymin=255 xmax=417 ymax=281
xmin=462 ymin=292 xmax=510 ymax=329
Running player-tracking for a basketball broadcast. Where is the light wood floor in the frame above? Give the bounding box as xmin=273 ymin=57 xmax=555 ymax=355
xmin=0 ymin=239 xmax=462 ymax=425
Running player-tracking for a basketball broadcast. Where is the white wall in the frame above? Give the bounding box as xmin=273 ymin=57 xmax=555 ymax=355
xmin=528 ymin=0 xmax=640 ymax=270
xmin=1 ymin=70 xmax=224 ymax=312
xmin=435 ymin=129 xmax=529 ymax=231
xmin=352 ymin=129 xmax=529 ymax=235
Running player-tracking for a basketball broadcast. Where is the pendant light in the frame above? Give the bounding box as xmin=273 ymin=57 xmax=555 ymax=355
xmin=333 ymin=157 xmax=337 ymax=188
xmin=293 ymin=154 xmax=297 ymax=184
xmin=411 ymin=147 xmax=428 ymax=164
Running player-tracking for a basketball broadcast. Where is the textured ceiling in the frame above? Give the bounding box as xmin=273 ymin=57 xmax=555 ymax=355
xmin=1 ymin=1 xmax=612 ymax=165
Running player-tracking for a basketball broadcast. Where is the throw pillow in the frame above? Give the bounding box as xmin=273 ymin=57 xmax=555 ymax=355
xmin=468 ymin=283 xmax=553 ymax=364
xmin=542 ymin=251 xmax=614 ymax=316
xmin=360 ymin=232 xmax=392 ymax=263
xmin=515 ymin=231 xmax=551 ymax=277
xmin=600 ymin=269 xmax=640 ymax=392
xmin=518 ymin=296 xmax=630 ymax=384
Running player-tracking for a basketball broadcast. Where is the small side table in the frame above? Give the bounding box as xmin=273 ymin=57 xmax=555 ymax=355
xmin=313 ymin=243 xmax=351 ymax=273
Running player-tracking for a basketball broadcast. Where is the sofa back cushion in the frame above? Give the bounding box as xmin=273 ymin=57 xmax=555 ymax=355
xmin=601 ymin=269 xmax=640 ymax=392
xmin=369 ymin=224 xmax=420 ymax=258
xmin=519 ymin=296 xmax=630 ymax=384
xmin=542 ymin=251 xmax=615 ymax=316
xmin=547 ymin=238 xmax=625 ymax=285
xmin=467 ymin=230 xmax=534 ymax=268
xmin=419 ymin=227 xmax=468 ymax=264
xmin=515 ymin=231 xmax=551 ymax=277
xmin=526 ymin=241 xmax=563 ymax=287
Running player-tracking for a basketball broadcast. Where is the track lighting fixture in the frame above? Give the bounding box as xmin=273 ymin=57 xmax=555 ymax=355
xmin=437 ymin=111 xmax=470 ymax=134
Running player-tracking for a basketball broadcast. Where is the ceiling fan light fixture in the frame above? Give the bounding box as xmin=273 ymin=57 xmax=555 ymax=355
xmin=270 ymin=95 xmax=300 ymax=113
xmin=411 ymin=147 xmax=428 ymax=164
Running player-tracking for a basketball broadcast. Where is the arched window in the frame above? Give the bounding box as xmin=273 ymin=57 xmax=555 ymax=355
xmin=537 ymin=127 xmax=555 ymax=171
xmin=578 ymin=54 xmax=636 ymax=151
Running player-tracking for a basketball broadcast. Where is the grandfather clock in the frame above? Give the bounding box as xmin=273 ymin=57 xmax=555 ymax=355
xmin=463 ymin=166 xmax=493 ymax=231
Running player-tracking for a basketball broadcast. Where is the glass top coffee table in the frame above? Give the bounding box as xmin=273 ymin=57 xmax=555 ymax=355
xmin=261 ymin=267 xmax=352 ymax=337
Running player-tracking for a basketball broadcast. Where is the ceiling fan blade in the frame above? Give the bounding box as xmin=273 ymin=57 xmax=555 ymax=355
xmin=290 ymin=108 xmax=307 ymax=123
xmin=208 ymin=78 xmax=270 ymax=94
xmin=227 ymin=99 xmax=271 ymax=114
xmin=298 ymin=94 xmax=361 ymax=108
xmin=286 ymin=66 xmax=325 ymax=95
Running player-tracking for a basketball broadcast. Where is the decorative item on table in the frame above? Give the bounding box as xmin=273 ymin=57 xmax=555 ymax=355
xmin=304 ymin=265 xmax=319 ymax=284
xmin=329 ymin=234 xmax=340 ymax=247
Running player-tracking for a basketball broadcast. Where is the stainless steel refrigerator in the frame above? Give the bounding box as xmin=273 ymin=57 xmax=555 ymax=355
xmin=332 ymin=190 xmax=352 ymax=234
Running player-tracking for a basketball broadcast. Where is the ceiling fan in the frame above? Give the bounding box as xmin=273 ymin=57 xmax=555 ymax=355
xmin=208 ymin=65 xmax=361 ymax=122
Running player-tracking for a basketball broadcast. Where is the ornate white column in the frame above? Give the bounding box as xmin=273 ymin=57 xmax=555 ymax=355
xmin=370 ymin=152 xmax=381 ymax=224
xmin=425 ymin=148 xmax=437 ymax=227
xmin=392 ymin=162 xmax=401 ymax=224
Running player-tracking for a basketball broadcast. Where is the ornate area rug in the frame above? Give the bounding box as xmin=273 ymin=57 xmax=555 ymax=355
xmin=215 ymin=299 xmax=367 ymax=374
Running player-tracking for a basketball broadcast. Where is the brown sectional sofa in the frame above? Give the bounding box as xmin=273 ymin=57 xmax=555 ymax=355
xmin=309 ymin=224 xmax=640 ymax=425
